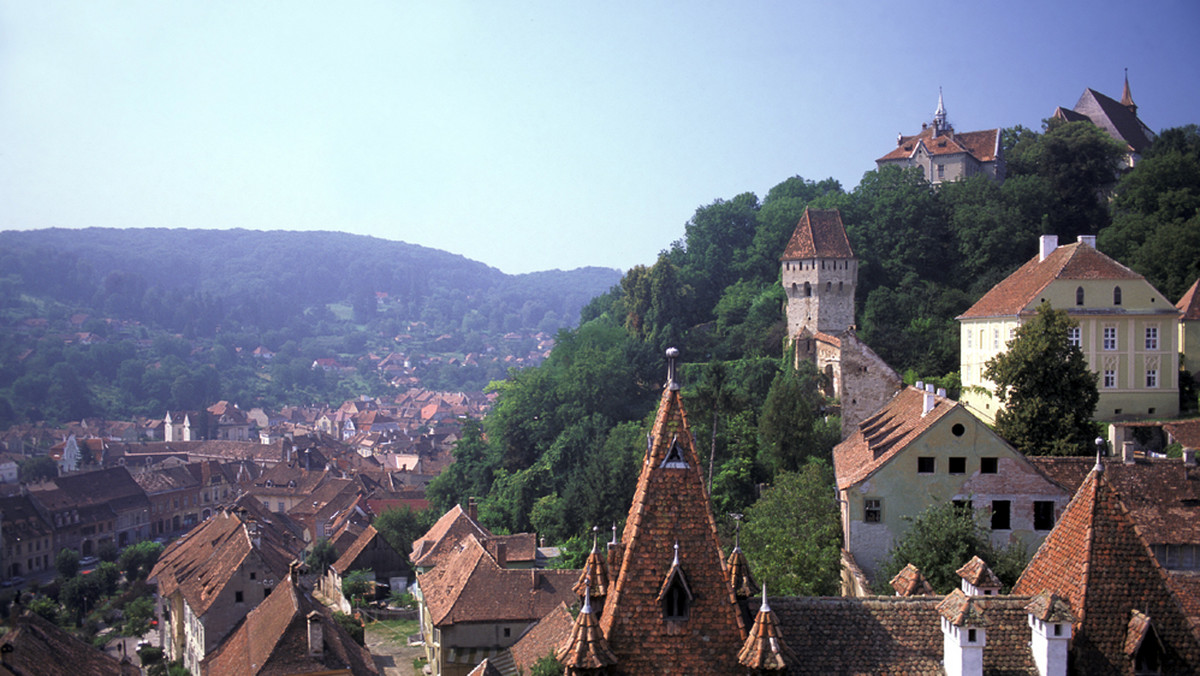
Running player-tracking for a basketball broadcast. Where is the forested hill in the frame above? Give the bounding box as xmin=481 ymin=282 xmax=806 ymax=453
xmin=0 ymin=228 xmax=621 ymax=337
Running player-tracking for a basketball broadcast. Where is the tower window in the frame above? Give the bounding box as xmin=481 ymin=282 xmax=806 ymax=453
xmin=804 ymin=282 xmax=811 ymax=297
xmin=825 ymin=281 xmax=831 ymax=293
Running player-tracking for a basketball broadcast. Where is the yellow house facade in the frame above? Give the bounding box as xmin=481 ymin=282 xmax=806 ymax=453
xmin=1178 ymin=278 xmax=1200 ymax=375
xmin=834 ymin=386 xmax=1069 ymax=582
xmin=960 ymin=235 xmax=1179 ymax=423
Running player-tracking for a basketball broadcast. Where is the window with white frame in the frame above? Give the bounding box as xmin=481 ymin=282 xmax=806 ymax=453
xmin=1067 ymin=327 xmax=1081 ymax=347
xmin=1145 ymin=326 xmax=1158 ymax=350
xmin=1104 ymin=369 xmax=1116 ymax=388
xmin=993 ymin=328 xmax=1000 ymax=349
xmin=966 ymin=330 xmax=972 ymax=349
xmin=1103 ymin=326 xmax=1117 ymax=351
xmin=1147 ymin=369 xmax=1158 ymax=388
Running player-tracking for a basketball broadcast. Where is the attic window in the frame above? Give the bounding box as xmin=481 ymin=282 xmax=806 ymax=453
xmin=1114 ymin=286 xmax=1123 ymax=305
xmin=1076 ymin=287 xmax=1085 ymax=306
xmin=660 ymin=436 xmax=689 ymax=469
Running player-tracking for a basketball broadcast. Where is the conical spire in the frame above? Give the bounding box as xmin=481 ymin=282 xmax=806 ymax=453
xmin=737 ymin=583 xmax=796 ymax=671
xmin=933 ymin=87 xmax=948 ymax=131
xmin=727 ymin=518 xmax=758 ymax=599
xmin=1121 ymin=68 xmax=1137 ymax=114
xmin=574 ymin=527 xmax=610 ymax=603
xmin=558 ymin=586 xmax=618 ymax=674
xmin=596 ymin=347 xmax=748 ymax=673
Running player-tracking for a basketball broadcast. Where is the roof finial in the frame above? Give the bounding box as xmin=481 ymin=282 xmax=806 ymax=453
xmin=665 ymin=347 xmax=681 ymax=391
xmin=1094 ymin=435 xmax=1106 ymax=472
xmin=672 ymin=541 xmax=680 ymax=566
xmin=730 ymin=512 xmax=744 ymax=552
xmin=610 ymin=522 xmax=618 ymax=546
xmin=760 ymin=581 xmax=771 ymax=614
xmin=934 ymin=87 xmax=947 ymax=129
xmin=1121 ymin=68 xmax=1137 ymax=113
xmin=581 ymin=578 xmax=594 ymax=615
xmin=591 ymin=525 xmax=599 ymax=553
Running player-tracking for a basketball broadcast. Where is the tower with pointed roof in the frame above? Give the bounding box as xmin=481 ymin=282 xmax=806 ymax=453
xmin=1052 ymin=72 xmax=1156 ymax=168
xmin=781 ymin=207 xmax=857 ymax=338
xmin=592 ymin=349 xmax=747 ymax=675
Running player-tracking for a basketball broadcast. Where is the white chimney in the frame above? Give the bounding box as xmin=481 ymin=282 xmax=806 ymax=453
xmin=306 ymin=610 xmax=323 ymax=657
xmin=1039 ymin=235 xmax=1058 ymax=262
xmin=915 ymin=380 xmax=925 ymax=391
xmin=1123 ymin=441 xmax=1136 ymax=464
xmin=940 ymin=610 xmax=985 ymax=676
xmin=925 ymin=383 xmax=935 ymax=393
xmin=922 ymin=390 xmax=936 ymax=416
xmin=937 ymin=388 xmax=947 ymax=398
xmin=1077 ymin=235 xmax=1097 ymax=249
xmin=1026 ymin=593 xmax=1073 ymax=676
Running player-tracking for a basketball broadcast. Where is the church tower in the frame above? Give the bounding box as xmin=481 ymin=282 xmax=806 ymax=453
xmin=781 ymin=208 xmax=857 ymax=337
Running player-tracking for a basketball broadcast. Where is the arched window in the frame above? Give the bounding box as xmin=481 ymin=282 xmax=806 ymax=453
xmin=826 ymin=281 xmax=832 ymax=293
xmin=804 ymin=282 xmax=812 ymax=297
xmin=791 ymin=283 xmax=797 ymax=296
xmin=1076 ymin=287 xmax=1085 ymax=306
xmin=1113 ymin=286 xmax=1122 ymax=305
xmin=838 ymin=281 xmax=844 ymax=293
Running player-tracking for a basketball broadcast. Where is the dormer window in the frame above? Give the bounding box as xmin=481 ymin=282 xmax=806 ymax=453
xmin=658 ymin=543 xmax=693 ymax=621
xmin=660 ymin=436 xmax=689 ymax=469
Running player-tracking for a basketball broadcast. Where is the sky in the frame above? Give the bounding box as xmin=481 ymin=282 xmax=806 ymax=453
xmin=2 ymin=2 xmax=1199 ymax=275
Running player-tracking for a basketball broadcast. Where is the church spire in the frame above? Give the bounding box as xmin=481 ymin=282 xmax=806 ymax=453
xmin=1121 ymin=68 xmax=1137 ymax=114
xmin=933 ymin=87 xmax=948 ymax=132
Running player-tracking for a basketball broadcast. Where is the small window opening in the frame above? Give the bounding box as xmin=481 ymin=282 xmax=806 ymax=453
xmin=951 ymin=423 xmax=965 ymax=437
xmin=660 ymin=436 xmax=689 ymax=469
xmin=967 ymin=628 xmax=977 ymax=643
xmin=980 ymin=457 xmax=998 ymax=474
xmin=1114 ymin=286 xmax=1122 ymax=305
xmin=991 ymin=500 xmax=1011 ymax=530
xmin=1076 ymin=287 xmax=1085 ymax=306
xmin=917 ymin=457 xmax=935 ymax=474
xmin=949 ymin=457 xmax=966 ymax=474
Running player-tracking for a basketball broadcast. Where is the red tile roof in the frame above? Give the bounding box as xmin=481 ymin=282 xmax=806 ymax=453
xmin=1014 ymin=465 xmax=1200 ymax=673
xmin=877 ymin=125 xmax=1000 ymax=163
xmin=833 ymin=386 xmax=953 ymax=490
xmin=557 ymin=593 xmax=617 ymax=672
xmin=597 ymin=387 xmax=747 ymax=674
xmin=1028 ymin=456 xmax=1200 ymax=547
xmin=957 ymin=556 xmax=1002 ymax=589
xmin=891 ymin=563 xmax=936 ymax=597
xmin=780 ymin=208 xmax=854 ymax=260
xmin=1179 ymin=279 xmax=1200 ymax=321
xmin=410 ymin=504 xmax=491 ymax=569
xmin=0 ymin=612 xmax=139 ymax=676
xmin=960 ymin=241 xmax=1145 ymax=318
xmin=507 ymin=603 xmax=575 ymax=674
xmin=201 ymin=577 xmax=378 ymax=675
xmin=737 ymin=592 xmax=795 ymax=671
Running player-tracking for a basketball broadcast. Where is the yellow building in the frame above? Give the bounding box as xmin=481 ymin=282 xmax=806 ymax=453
xmin=959 ymin=235 xmax=1179 ymax=422
xmin=1178 ymin=278 xmax=1200 ymax=376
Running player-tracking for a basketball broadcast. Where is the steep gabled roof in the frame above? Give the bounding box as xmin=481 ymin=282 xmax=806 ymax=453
xmin=0 ymin=612 xmax=139 ymax=676
xmin=1070 ymin=87 xmax=1156 ymax=156
xmin=508 ymin=603 xmax=575 ymax=675
xmin=332 ymin=525 xmax=389 ymax=575
xmin=780 ymin=208 xmax=854 ymax=260
xmin=410 ymin=504 xmax=492 ymax=568
xmin=833 ymin=386 xmax=956 ymax=490
xmin=200 ymin=577 xmax=378 ymax=675
xmin=597 ymin=384 xmax=746 ymax=674
xmin=959 ymin=241 xmax=1147 ymax=319
xmin=1178 ymin=278 xmax=1200 ymax=321
xmin=877 ymin=125 xmax=1001 ymax=163
xmin=1014 ymin=466 xmax=1200 ymax=673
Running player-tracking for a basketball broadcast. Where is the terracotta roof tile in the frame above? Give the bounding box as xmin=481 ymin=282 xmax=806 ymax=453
xmin=891 ymin=563 xmax=936 ymax=597
xmin=557 ymin=591 xmax=617 ymax=672
xmin=957 ymin=556 xmax=1002 ymax=589
xmin=937 ymin=589 xmax=985 ymax=626
xmin=737 ymin=591 xmax=795 ymax=671
xmin=1025 ymin=590 xmax=1075 ymax=624
xmin=876 ymin=125 xmax=1000 ymax=163
xmin=411 ymin=504 xmax=492 ymax=568
xmin=1179 ymin=279 xmax=1200 ymax=321
xmin=0 ymin=612 xmax=139 ymax=676
xmin=960 ymin=241 xmax=1145 ymax=318
xmin=1014 ymin=465 xmax=1200 ymax=673
xmin=596 ymin=386 xmax=747 ymax=675
xmin=507 ymin=603 xmax=575 ymax=674
xmin=833 ymin=386 xmax=953 ymax=490
xmin=780 ymin=208 xmax=854 ymax=260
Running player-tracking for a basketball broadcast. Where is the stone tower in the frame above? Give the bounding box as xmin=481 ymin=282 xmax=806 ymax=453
xmin=781 ymin=208 xmax=857 ymax=337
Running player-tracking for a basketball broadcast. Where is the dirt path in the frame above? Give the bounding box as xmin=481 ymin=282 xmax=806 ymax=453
xmin=366 ymin=621 xmax=427 ymax=676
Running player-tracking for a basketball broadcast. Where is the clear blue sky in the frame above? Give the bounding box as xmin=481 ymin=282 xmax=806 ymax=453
xmin=2 ymin=1 xmax=1198 ymax=274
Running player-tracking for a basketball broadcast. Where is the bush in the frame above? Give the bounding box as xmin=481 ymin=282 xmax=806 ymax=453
xmin=333 ymin=611 xmax=364 ymax=646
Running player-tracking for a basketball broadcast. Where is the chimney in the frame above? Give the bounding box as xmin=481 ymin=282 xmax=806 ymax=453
xmin=922 ymin=389 xmax=936 ymax=416
xmin=1039 ymin=235 xmax=1058 ymax=262
xmin=937 ymin=387 xmax=947 ymax=398
xmin=915 ymin=380 xmax=925 ymax=391
xmin=494 ymin=541 xmax=507 ymax=569
xmin=1123 ymin=441 xmax=1136 ymax=464
xmin=467 ymin=497 xmax=478 ymax=522
xmin=940 ymin=595 xmax=985 ymax=676
xmin=1077 ymin=235 xmax=1096 ymax=249
xmin=306 ymin=610 xmax=324 ymax=658
xmin=1026 ymin=593 xmax=1073 ymax=676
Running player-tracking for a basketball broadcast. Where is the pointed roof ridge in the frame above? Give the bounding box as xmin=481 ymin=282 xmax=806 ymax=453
xmin=1014 ymin=467 xmax=1200 ymax=672
xmin=1177 ymin=278 xmax=1200 ymax=320
xmin=597 ymin=367 xmax=748 ymax=673
xmin=737 ymin=583 xmax=796 ymax=671
xmin=891 ymin=563 xmax=936 ymax=597
xmin=780 ymin=208 xmax=854 ymax=260
xmin=726 ymin=540 xmax=758 ymax=599
xmin=937 ymin=588 xmax=985 ymax=627
xmin=557 ymin=586 xmax=618 ymax=673
xmin=957 ymin=555 xmax=1002 ymax=589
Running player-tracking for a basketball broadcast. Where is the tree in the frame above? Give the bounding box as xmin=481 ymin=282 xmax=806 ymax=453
xmin=55 ymin=548 xmax=80 ymax=579
xmin=123 ymin=595 xmax=156 ymax=637
xmin=758 ymin=362 xmax=836 ymax=473
xmin=19 ymin=455 xmax=59 ymax=483
xmin=372 ymin=506 xmax=432 ymax=561
xmin=333 ymin=611 xmax=365 ymax=646
xmin=740 ymin=459 xmax=841 ymax=596
xmin=531 ymin=655 xmax=566 ymax=676
xmin=118 ymin=540 xmax=164 ymax=581
xmin=984 ymin=303 xmax=1099 ymax=455
xmin=876 ymin=501 xmax=1028 ymax=594
xmin=306 ymin=538 xmax=339 ymax=573
xmin=342 ymin=570 xmax=373 ymax=606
